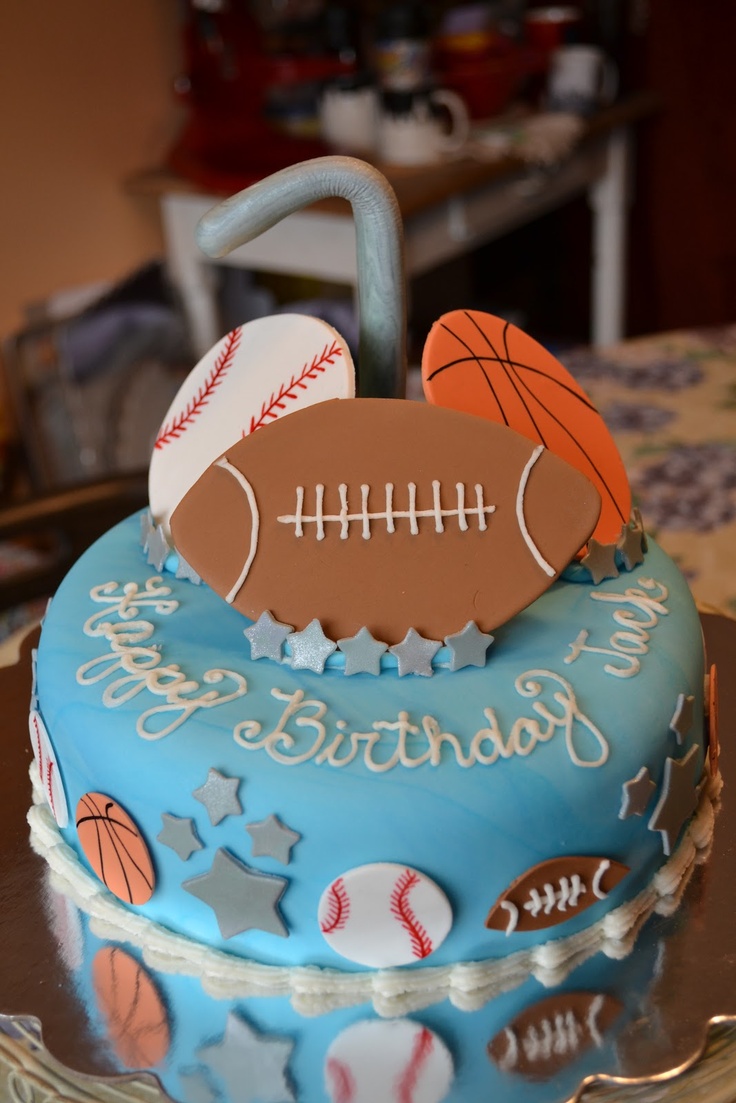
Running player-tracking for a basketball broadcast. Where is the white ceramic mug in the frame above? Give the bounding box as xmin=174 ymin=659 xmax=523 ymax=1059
xmin=376 ymin=88 xmax=470 ymax=166
xmin=546 ymin=45 xmax=618 ymax=115
xmin=320 ymin=82 xmax=380 ymax=155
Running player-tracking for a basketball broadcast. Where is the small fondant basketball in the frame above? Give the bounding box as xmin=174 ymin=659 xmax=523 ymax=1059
xmin=485 ymin=855 xmax=629 ymax=935
xmin=171 ymin=398 xmax=600 ymax=643
xmin=93 ymin=946 xmax=170 ymax=1068
xmin=76 ymin=793 xmax=155 ymax=905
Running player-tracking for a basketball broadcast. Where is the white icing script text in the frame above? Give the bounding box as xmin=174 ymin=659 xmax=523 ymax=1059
xmin=232 ymin=669 xmax=609 ymax=771
xmin=77 ymin=579 xmax=248 ymax=739
xmin=564 ymin=578 xmax=669 ymax=679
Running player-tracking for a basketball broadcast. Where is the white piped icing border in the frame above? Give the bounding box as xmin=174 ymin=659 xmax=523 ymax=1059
xmin=27 ymin=765 xmax=721 ymax=1019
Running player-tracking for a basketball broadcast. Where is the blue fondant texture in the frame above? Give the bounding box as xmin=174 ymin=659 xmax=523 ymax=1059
xmin=36 ymin=514 xmax=705 ymax=972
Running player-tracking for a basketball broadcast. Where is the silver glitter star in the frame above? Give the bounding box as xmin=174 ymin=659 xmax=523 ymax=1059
xmin=193 ymin=768 xmax=242 ymax=826
xmin=444 ymin=621 xmax=494 ymax=671
xmin=245 ymin=611 xmax=294 ymax=662
xmin=176 ymin=555 xmax=202 ymax=585
xmin=618 ymin=522 xmax=645 ymax=571
xmin=632 ymin=507 xmax=648 ymax=552
xmin=619 ymin=766 xmax=656 ymax=819
xmin=648 ymin=744 xmax=700 ymax=855
xmin=288 ymin=619 xmax=336 ymax=673
xmin=389 ymin=628 xmax=442 ymax=677
xmin=183 ymin=849 xmax=288 ymax=939
xmin=142 ymin=513 xmax=158 ymax=555
xmin=581 ymin=539 xmax=620 ymax=584
xmin=146 ymin=523 xmax=170 ymax=571
xmin=337 ymin=627 xmax=388 ymax=676
xmin=158 ymin=813 xmax=203 ymax=861
xmin=198 ymin=1012 xmax=295 ymax=1103
xmin=670 ymin=693 xmax=695 ymax=744
xmin=246 ymin=815 xmax=300 ymax=865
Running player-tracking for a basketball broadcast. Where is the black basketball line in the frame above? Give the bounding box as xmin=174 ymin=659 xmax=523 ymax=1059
xmin=79 ymin=795 xmax=110 ymax=898
xmin=438 ymin=321 xmax=508 ymax=425
xmin=509 ymin=365 xmax=627 ymax=524
xmin=426 ymin=354 xmax=598 ymax=412
xmin=466 ymin=313 xmax=547 ymax=446
xmin=105 ymin=803 xmax=155 ymax=896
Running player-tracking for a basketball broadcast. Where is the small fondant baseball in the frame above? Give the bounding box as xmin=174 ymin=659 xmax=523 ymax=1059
xmin=318 ymin=862 xmax=452 ymax=967
xmin=28 ymin=708 xmax=68 ymax=827
xmin=325 ymin=1018 xmax=453 ymax=1103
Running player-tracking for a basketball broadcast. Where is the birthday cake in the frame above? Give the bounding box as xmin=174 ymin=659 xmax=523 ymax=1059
xmin=26 ymin=159 xmax=719 ymax=1019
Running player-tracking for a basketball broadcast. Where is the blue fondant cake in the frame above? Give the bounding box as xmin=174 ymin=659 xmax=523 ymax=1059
xmin=29 ymin=507 xmax=716 ymax=1011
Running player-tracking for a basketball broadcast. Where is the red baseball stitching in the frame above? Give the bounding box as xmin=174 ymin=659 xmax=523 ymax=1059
xmin=326 ymin=1056 xmax=355 ymax=1103
xmin=46 ymin=758 xmax=57 ymax=819
xmin=320 ymin=877 xmax=350 ymax=934
xmin=396 ymin=1027 xmax=434 ymax=1103
xmin=390 ymin=870 xmax=433 ymax=959
xmin=31 ymin=714 xmax=44 ymax=781
xmin=154 ymin=327 xmax=242 ymax=449
xmin=249 ymin=340 xmax=343 ymax=433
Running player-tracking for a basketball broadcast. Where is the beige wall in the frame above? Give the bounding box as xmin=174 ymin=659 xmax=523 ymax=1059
xmin=0 ymin=2 xmax=183 ymax=338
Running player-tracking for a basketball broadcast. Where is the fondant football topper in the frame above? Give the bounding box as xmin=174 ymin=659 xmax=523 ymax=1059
xmin=422 ymin=310 xmax=631 ymax=547
xmin=170 ymin=397 xmax=601 ymax=643
xmin=149 ymin=314 xmax=355 ymax=537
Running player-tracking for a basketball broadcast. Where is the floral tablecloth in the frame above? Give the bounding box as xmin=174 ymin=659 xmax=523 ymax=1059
xmin=560 ymin=325 xmax=736 ymax=616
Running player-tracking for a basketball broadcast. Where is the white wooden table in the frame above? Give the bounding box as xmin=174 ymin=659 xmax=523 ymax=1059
xmin=129 ymin=95 xmax=657 ymax=359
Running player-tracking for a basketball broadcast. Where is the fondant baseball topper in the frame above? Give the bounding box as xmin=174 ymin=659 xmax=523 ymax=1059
xmin=170 ymin=397 xmax=601 ymax=643
xmin=318 ymin=862 xmax=452 ymax=967
xmin=149 ymin=314 xmax=355 ymax=537
xmin=422 ymin=310 xmax=631 ymax=547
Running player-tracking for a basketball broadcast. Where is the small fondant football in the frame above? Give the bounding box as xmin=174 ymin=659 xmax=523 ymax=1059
xmin=485 ymin=855 xmax=630 ymax=935
xmin=488 ymin=991 xmax=622 ymax=1078
xmin=171 ymin=399 xmax=600 ymax=643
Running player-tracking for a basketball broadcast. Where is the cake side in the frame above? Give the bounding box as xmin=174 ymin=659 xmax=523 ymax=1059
xmin=31 ymin=511 xmax=711 ymax=991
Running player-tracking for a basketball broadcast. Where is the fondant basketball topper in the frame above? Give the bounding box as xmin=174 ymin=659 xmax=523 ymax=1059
xmin=170 ymin=398 xmax=601 ymax=642
xmin=75 ymin=792 xmax=156 ymax=906
xmin=318 ymin=862 xmax=452 ymax=967
xmin=421 ymin=310 xmax=631 ymax=547
xmin=485 ymin=855 xmax=629 ymax=935
xmin=325 ymin=1019 xmax=454 ymax=1103
xmin=92 ymin=946 xmax=170 ymax=1069
xmin=149 ymin=314 xmax=355 ymax=536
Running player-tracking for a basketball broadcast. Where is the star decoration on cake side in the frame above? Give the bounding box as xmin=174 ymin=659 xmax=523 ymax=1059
xmin=146 ymin=523 xmax=170 ymax=572
xmin=670 ymin=693 xmax=695 ymax=745
xmin=619 ymin=766 xmax=656 ymax=820
xmin=288 ymin=619 xmax=336 ymax=673
xmin=182 ymin=848 xmax=288 ymax=939
xmin=337 ymin=627 xmax=388 ymax=676
xmin=581 ymin=539 xmax=620 ymax=584
xmin=648 ymin=745 xmax=700 ymax=855
xmin=389 ymin=628 xmax=442 ymax=677
xmin=444 ymin=621 xmax=494 ymax=670
xmin=198 ymin=1012 xmax=295 ymax=1103
xmin=245 ymin=611 xmax=294 ymax=662
xmin=246 ymin=815 xmax=300 ymax=865
xmin=158 ymin=813 xmax=203 ymax=861
xmin=193 ymin=768 xmax=242 ymax=826
xmin=176 ymin=555 xmax=202 ymax=584
xmin=618 ymin=522 xmax=645 ymax=571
